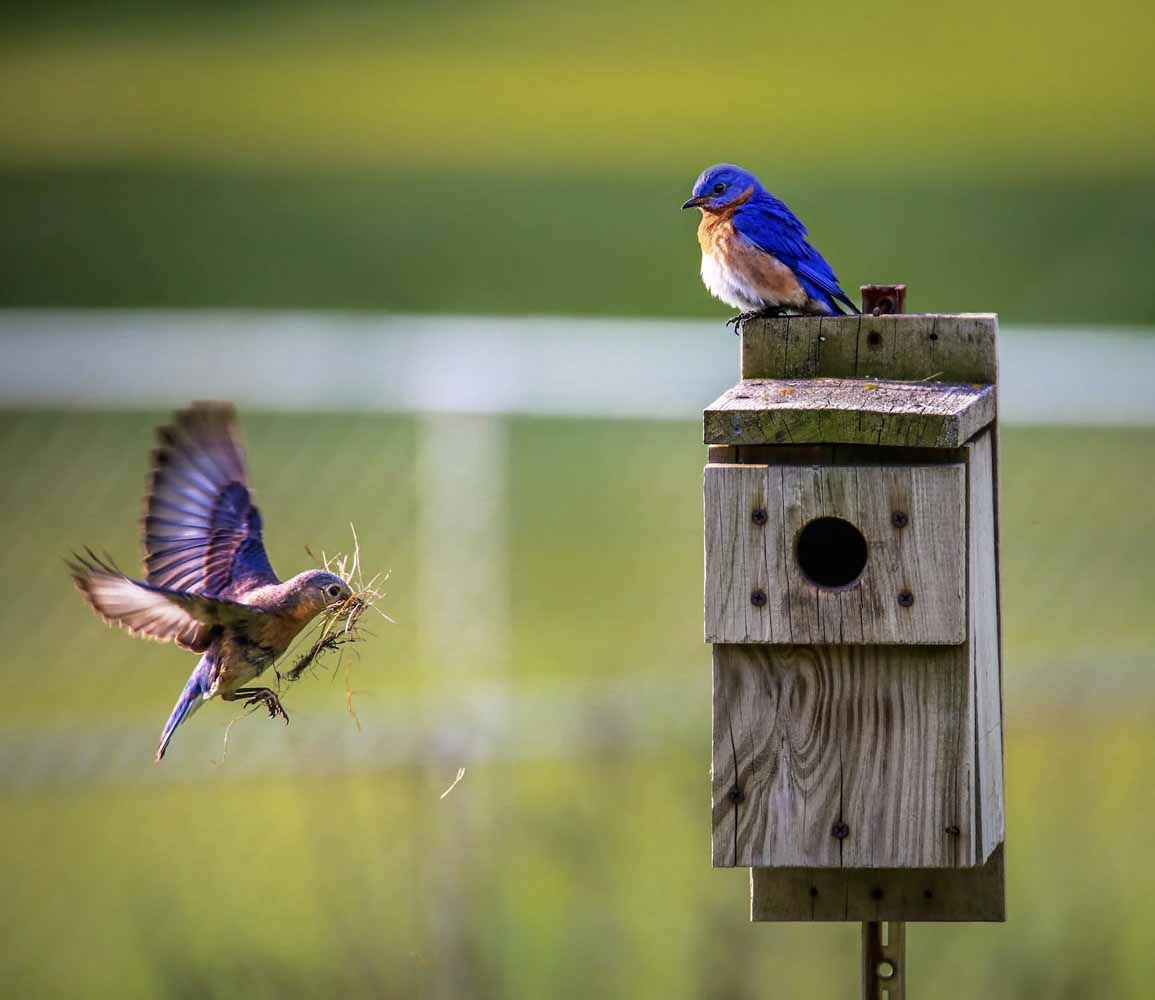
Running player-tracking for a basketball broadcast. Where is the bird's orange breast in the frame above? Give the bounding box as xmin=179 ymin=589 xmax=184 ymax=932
xmin=695 ymin=185 xmax=756 ymax=256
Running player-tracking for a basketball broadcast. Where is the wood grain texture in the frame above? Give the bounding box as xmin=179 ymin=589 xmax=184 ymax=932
xmin=749 ymin=846 xmax=1005 ymax=922
xmin=968 ymin=430 xmax=1005 ymax=862
xmin=712 ymin=645 xmax=975 ymax=869
xmin=703 ymin=378 xmax=995 ymax=448
xmin=741 ymin=314 xmax=998 ymax=383
xmin=704 ymin=464 xmax=966 ymax=645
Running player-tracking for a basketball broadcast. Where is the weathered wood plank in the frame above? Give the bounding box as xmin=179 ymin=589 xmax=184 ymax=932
xmin=741 ymin=314 xmax=998 ymax=383
xmin=749 ymin=846 xmax=1006 ymax=922
xmin=712 ymin=645 xmax=975 ymax=869
xmin=968 ymin=430 xmax=1005 ymax=862
xmin=704 ymin=465 xmax=777 ymax=642
xmin=712 ymin=644 xmax=844 ymax=869
xmin=704 ymin=378 xmax=995 ymax=448
xmin=704 ymin=464 xmax=966 ymax=645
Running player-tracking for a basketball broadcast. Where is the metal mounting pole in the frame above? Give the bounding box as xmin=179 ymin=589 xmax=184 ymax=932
xmin=862 ymin=921 xmax=906 ymax=999
xmin=858 ymin=283 xmax=909 ymax=998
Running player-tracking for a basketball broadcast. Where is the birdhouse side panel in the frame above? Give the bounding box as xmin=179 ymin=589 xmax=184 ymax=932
xmin=968 ymin=429 xmax=1005 ymax=861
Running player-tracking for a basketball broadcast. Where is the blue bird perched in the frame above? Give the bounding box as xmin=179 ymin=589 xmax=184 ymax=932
xmin=682 ymin=163 xmax=858 ymax=326
xmin=69 ymin=403 xmax=355 ymax=762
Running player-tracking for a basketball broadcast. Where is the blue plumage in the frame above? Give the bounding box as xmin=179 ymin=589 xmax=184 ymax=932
xmin=70 ymin=403 xmax=354 ymax=762
xmin=682 ymin=163 xmax=858 ymax=318
xmin=157 ymin=652 xmax=214 ymax=761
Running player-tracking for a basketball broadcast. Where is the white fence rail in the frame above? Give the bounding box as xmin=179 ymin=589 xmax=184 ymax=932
xmin=2 ymin=310 xmax=1154 ymax=424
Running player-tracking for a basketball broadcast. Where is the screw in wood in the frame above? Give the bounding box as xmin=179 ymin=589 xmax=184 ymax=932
xmin=891 ymin=511 xmax=909 ymax=528
xmin=727 ymin=784 xmax=746 ymax=804
xmin=945 ymin=824 xmax=961 ymax=836
xmin=750 ymin=588 xmax=768 ymax=607
xmin=831 ymin=822 xmax=850 ymax=840
xmin=751 ymin=507 xmax=769 ymax=526
xmin=897 ymin=589 xmax=914 ymax=608
xmin=870 ymin=887 xmax=884 ymax=901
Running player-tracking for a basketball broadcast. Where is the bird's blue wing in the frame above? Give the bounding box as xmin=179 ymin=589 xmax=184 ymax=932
xmin=733 ymin=195 xmax=857 ymax=314
xmin=144 ymin=403 xmax=278 ymax=599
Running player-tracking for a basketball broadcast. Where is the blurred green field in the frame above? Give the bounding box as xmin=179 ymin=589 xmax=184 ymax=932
xmin=3 ymin=0 xmax=1153 ymax=177
xmin=2 ymin=411 xmax=1155 ymax=997
xmin=4 ymin=168 xmax=1155 ymax=324
xmin=2 ymin=0 xmax=1155 ymax=323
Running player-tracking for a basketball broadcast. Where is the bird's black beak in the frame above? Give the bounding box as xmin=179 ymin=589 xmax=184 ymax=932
xmin=682 ymin=196 xmax=708 ymax=210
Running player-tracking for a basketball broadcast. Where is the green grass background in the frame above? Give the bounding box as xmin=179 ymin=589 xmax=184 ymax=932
xmin=3 ymin=413 xmax=1155 ymax=998
xmin=2 ymin=0 xmax=1155 ymax=323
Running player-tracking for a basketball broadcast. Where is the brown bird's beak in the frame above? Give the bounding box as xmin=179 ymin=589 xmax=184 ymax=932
xmin=681 ymin=196 xmax=708 ymax=210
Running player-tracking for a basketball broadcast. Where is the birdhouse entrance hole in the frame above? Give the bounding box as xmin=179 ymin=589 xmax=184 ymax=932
xmin=795 ymin=516 xmax=868 ymax=589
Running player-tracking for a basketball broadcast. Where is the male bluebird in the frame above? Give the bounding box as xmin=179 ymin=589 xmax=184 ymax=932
xmin=70 ymin=403 xmax=353 ymax=761
xmin=682 ymin=164 xmax=858 ymax=324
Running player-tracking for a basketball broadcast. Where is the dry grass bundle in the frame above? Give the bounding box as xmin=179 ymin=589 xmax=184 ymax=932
xmin=279 ymin=526 xmax=391 ymax=723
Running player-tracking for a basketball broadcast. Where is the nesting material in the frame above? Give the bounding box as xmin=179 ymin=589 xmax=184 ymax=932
xmin=282 ymin=526 xmax=390 ymax=688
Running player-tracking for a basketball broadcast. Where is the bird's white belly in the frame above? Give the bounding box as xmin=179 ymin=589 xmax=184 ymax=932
xmin=700 ymin=251 xmax=766 ymax=312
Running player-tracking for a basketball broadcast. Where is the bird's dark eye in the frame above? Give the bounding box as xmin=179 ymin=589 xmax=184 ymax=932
xmin=327 ymin=585 xmax=342 ymax=598
xmin=713 ymin=182 xmax=726 ymax=194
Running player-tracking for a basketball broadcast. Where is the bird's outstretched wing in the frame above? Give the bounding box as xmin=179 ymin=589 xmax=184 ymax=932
xmin=69 ymin=551 xmax=267 ymax=652
xmin=734 ymin=196 xmax=858 ymax=315
xmin=145 ymin=402 xmax=278 ymax=599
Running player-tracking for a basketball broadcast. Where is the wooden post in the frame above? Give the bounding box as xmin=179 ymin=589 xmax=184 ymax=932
xmin=703 ymin=290 xmax=1006 ymax=996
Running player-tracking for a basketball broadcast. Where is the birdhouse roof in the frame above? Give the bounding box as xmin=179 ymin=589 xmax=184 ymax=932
xmin=705 ymin=313 xmax=999 ymax=448
xmin=704 ymin=377 xmax=995 ymax=449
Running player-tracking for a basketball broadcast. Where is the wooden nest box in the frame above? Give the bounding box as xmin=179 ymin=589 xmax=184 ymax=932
xmin=704 ymin=313 xmax=1005 ymax=923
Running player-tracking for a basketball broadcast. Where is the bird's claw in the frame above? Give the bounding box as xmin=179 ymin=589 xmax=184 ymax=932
xmin=242 ymin=689 xmax=290 ymax=725
xmin=727 ymin=308 xmax=789 ymax=335
xmin=726 ymin=312 xmax=754 ymax=335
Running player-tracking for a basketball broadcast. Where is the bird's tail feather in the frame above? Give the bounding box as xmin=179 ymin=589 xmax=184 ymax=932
xmin=156 ymin=656 xmax=211 ymax=762
xmin=832 ymin=290 xmax=860 ymax=315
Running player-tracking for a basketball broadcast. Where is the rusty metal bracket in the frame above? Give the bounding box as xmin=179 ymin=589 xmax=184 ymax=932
xmin=861 ymin=284 xmax=907 ymax=316
xmin=862 ymin=921 xmax=906 ymax=999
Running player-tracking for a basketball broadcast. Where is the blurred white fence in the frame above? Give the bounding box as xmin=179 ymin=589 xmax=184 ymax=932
xmin=2 ymin=310 xmax=1154 ymax=423
xmin=3 ymin=311 xmax=1154 ymax=785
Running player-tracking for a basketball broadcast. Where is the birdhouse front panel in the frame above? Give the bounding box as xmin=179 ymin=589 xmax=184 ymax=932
xmin=704 ymin=462 xmax=966 ymax=645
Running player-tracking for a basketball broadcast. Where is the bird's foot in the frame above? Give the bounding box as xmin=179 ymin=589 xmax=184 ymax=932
xmin=726 ymin=312 xmax=756 ymax=335
xmin=235 ymin=687 xmax=290 ymax=725
xmin=727 ymin=307 xmax=791 ymax=335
